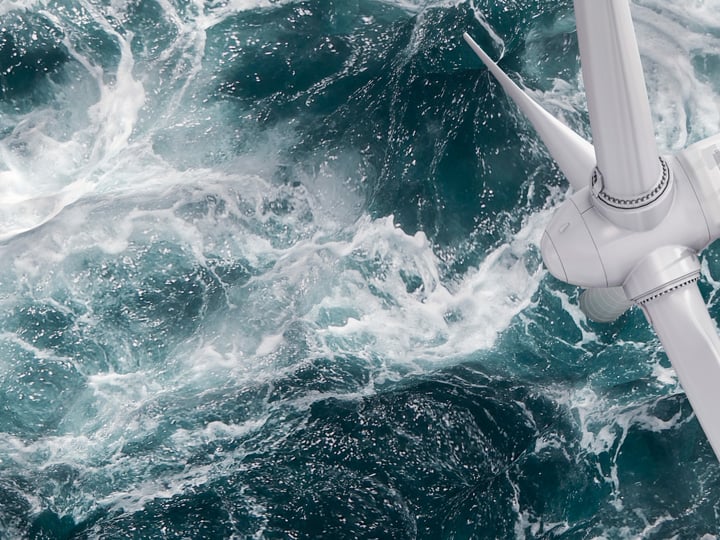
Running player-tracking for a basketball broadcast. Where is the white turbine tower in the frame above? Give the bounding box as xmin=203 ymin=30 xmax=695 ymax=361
xmin=465 ymin=0 xmax=720 ymax=461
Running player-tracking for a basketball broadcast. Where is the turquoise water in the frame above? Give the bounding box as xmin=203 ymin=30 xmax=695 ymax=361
xmin=1 ymin=0 xmax=720 ymax=537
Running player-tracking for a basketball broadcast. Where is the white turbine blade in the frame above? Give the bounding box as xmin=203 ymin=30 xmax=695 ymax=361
xmin=675 ymin=132 xmax=720 ymax=240
xmin=463 ymin=32 xmax=595 ymax=191
xmin=574 ymin=0 xmax=660 ymax=199
xmin=642 ymin=282 xmax=720 ymax=460
xmin=579 ymin=287 xmax=633 ymax=323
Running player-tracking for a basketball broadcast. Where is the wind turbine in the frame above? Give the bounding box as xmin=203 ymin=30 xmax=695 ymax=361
xmin=464 ymin=0 xmax=720 ymax=461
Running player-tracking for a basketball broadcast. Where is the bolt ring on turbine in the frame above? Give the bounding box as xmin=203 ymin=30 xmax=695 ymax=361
xmin=591 ymin=157 xmax=671 ymax=209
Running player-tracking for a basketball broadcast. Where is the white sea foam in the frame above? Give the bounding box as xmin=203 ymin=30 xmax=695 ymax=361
xmin=469 ymin=1 xmax=505 ymax=58
xmin=631 ymin=1 xmax=720 ymax=148
xmin=0 ymin=4 xmax=146 ymax=239
xmin=264 ymin=205 xmax=552 ymax=375
xmin=0 ymin=158 xmax=556 ymax=522
xmin=551 ymin=377 xmax=696 ymax=518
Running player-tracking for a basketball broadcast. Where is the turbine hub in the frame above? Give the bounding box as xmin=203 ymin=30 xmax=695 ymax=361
xmin=540 ymin=155 xmax=710 ymax=289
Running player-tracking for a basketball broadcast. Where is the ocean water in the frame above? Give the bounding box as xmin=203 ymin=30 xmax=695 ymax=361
xmin=1 ymin=0 xmax=720 ymax=538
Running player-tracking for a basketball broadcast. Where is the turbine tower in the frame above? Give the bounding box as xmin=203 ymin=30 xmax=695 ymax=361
xmin=465 ymin=0 xmax=720 ymax=461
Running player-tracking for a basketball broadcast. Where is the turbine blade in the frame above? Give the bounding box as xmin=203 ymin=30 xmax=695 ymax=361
xmin=642 ymin=281 xmax=720 ymax=460
xmin=579 ymin=287 xmax=633 ymax=323
xmin=675 ymin=132 xmax=720 ymax=243
xmin=463 ymin=32 xmax=595 ymax=191
xmin=574 ymin=0 xmax=660 ymax=199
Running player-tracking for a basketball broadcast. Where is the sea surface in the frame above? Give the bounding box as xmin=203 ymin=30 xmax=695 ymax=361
xmin=1 ymin=0 xmax=720 ymax=538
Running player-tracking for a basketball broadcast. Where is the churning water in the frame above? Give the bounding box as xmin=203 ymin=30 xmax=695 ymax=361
xmin=1 ymin=0 xmax=720 ymax=537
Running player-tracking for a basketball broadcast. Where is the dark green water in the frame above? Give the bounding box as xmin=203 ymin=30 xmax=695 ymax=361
xmin=1 ymin=0 xmax=720 ymax=537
